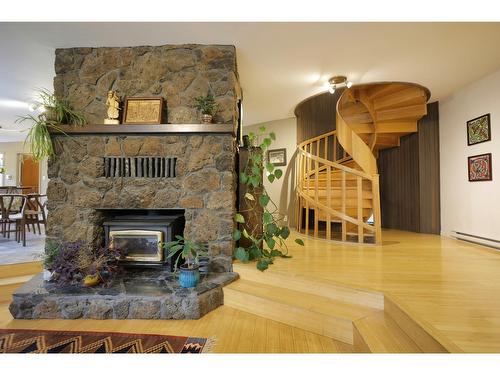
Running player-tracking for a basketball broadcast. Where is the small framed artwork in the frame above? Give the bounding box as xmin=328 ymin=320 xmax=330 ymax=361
xmin=468 ymin=153 xmax=492 ymax=182
xmin=267 ymin=148 xmax=287 ymax=167
xmin=467 ymin=113 xmax=491 ymax=146
xmin=123 ymin=97 xmax=163 ymax=125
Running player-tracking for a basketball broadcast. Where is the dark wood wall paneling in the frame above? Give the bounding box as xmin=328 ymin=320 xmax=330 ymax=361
xmin=295 ymin=90 xmax=343 ymax=144
xmin=377 ymin=102 xmax=440 ymax=234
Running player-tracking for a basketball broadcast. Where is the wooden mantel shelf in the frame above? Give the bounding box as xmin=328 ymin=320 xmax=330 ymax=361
xmin=50 ymin=123 xmax=235 ymax=135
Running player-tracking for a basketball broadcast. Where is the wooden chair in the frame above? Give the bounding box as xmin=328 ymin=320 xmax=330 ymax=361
xmin=16 ymin=194 xmax=47 ymax=246
xmin=0 ymin=194 xmax=26 ymax=239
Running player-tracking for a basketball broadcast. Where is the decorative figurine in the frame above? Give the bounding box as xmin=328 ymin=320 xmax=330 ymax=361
xmin=104 ymin=90 xmax=121 ymax=124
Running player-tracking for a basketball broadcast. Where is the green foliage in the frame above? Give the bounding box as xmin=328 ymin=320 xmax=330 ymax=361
xmin=234 ymin=125 xmax=305 ymax=271
xmin=162 ymin=235 xmax=208 ymax=270
xmin=194 ymin=93 xmax=219 ymax=115
xmin=16 ymin=89 xmax=86 ymax=161
xmin=39 ymin=241 xmax=61 ymax=271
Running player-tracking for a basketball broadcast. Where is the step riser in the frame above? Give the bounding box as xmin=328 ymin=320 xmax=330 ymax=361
xmin=224 ymin=288 xmax=354 ymax=344
xmin=234 ymin=265 xmax=384 ymax=310
xmin=384 ymin=296 xmax=449 ymax=353
xmin=0 ymin=283 xmax=23 ymax=303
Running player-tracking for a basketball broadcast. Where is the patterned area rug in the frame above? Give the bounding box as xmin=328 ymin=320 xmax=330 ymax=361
xmin=0 ymin=329 xmax=213 ymax=353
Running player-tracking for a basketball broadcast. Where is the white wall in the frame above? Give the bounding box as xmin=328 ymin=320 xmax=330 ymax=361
xmin=439 ymin=69 xmax=500 ymax=240
xmin=244 ymin=117 xmax=298 ymax=227
xmin=0 ymin=141 xmax=48 ymax=193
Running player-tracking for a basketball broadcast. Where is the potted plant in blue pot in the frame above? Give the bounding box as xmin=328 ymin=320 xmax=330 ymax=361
xmin=163 ymin=236 xmax=208 ymax=288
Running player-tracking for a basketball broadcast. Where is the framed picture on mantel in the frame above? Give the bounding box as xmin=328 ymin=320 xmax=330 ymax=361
xmin=123 ymin=97 xmax=163 ymax=125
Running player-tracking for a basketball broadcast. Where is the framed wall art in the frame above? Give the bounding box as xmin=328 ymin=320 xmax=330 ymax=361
xmin=467 ymin=113 xmax=491 ymax=146
xmin=468 ymin=153 xmax=492 ymax=182
xmin=123 ymin=97 xmax=163 ymax=125
xmin=267 ymin=148 xmax=287 ymax=167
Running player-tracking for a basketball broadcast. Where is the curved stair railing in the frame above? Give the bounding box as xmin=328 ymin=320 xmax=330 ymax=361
xmin=295 ymin=82 xmax=430 ymax=245
xmin=295 ymin=129 xmax=382 ymax=244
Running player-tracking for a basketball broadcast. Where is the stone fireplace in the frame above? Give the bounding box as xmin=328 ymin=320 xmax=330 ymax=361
xmin=9 ymin=44 xmax=241 ymax=320
xmin=46 ymin=132 xmax=237 ymax=272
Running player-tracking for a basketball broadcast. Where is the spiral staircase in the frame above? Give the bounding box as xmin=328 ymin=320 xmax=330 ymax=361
xmin=295 ymin=82 xmax=430 ymax=244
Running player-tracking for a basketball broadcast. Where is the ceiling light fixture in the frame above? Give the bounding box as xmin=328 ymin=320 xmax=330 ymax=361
xmin=326 ymin=76 xmax=352 ymax=94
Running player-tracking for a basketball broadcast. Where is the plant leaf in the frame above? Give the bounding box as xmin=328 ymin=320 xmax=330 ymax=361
xmin=234 ymin=247 xmax=249 ymax=263
xmin=249 ymin=246 xmax=262 ymax=260
xmin=266 ymin=223 xmax=278 ymax=236
xmin=259 ymin=194 xmax=270 ymax=207
xmin=295 ymin=238 xmax=305 ymax=246
xmin=256 ymin=259 xmax=269 ymax=271
xmin=265 ymin=162 xmax=275 ymax=173
xmin=266 ymin=237 xmax=276 ymax=250
xmin=269 ymin=132 xmax=276 ymax=140
xmin=280 ymin=226 xmax=290 ymax=239
xmin=244 ymin=192 xmax=255 ymax=201
xmin=270 ymin=249 xmax=283 ymax=257
xmin=239 ymin=172 xmax=248 ymax=184
xmin=234 ymin=213 xmax=245 ymax=223
xmin=242 ymin=228 xmax=250 ymax=238
xmin=274 ymin=169 xmax=283 ymax=179
xmin=263 ymin=212 xmax=273 ymax=224
xmin=268 ymin=174 xmax=275 ymax=183
xmin=232 ymin=229 xmax=241 ymax=241
xmin=259 ymin=125 xmax=266 ymax=133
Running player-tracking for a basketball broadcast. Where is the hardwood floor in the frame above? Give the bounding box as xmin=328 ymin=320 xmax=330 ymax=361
xmin=233 ymin=229 xmax=500 ymax=353
xmin=1 ymin=229 xmax=499 ymax=352
xmin=0 ymin=303 xmax=353 ymax=353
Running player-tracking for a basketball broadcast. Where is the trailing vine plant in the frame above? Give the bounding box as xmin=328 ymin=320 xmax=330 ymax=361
xmin=233 ymin=126 xmax=304 ymax=271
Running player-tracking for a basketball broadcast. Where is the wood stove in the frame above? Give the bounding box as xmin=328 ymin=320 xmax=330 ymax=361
xmin=101 ymin=209 xmax=184 ymax=270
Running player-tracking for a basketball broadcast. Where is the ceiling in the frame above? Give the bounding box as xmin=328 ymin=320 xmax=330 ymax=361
xmin=1 ymin=22 xmax=500 ymax=142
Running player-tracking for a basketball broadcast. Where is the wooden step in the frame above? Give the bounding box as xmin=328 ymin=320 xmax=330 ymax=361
xmin=224 ymin=279 xmax=380 ymax=344
xmin=314 ymin=208 xmax=372 ymax=221
xmin=303 ymin=195 xmax=373 ymax=209
xmin=233 ymin=264 xmax=384 ymax=310
xmin=375 ymin=121 xmax=417 ymax=134
xmin=375 ymin=103 xmax=427 ymax=122
xmin=0 ymin=261 xmax=42 ymax=278
xmin=353 ymin=311 xmax=422 ymax=353
xmin=372 ymin=86 xmax=426 ymax=111
xmin=366 ymin=84 xmax=408 ymax=101
xmin=302 ymin=188 xmax=373 ymax=199
xmin=0 ymin=274 xmax=35 ymax=303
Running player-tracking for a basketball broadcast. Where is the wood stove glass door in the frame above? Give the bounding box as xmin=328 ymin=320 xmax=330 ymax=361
xmin=110 ymin=229 xmax=163 ymax=262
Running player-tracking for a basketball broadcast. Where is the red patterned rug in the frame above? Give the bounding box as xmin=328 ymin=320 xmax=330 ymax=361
xmin=0 ymin=329 xmax=214 ymax=353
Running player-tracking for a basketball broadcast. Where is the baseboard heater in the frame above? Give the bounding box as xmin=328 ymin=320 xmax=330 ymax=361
xmin=452 ymin=231 xmax=500 ymax=250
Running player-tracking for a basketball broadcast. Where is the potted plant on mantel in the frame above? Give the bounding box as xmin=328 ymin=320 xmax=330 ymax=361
xmin=16 ymin=89 xmax=86 ymax=160
xmin=163 ymin=235 xmax=209 ymax=288
xmin=194 ymin=93 xmax=219 ymax=124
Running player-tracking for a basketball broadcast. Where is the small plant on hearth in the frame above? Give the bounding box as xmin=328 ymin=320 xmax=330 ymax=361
xmin=78 ymin=244 xmax=123 ymax=287
xmin=233 ymin=126 xmax=305 ymax=271
xmin=163 ymin=236 xmax=209 ymax=288
xmin=194 ymin=93 xmax=219 ymax=124
xmin=50 ymin=242 xmax=85 ymax=285
xmin=16 ymin=88 xmax=86 ymax=160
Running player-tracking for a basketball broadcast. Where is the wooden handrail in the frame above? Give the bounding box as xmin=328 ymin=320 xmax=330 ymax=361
xmin=297 ymin=148 xmax=373 ymax=180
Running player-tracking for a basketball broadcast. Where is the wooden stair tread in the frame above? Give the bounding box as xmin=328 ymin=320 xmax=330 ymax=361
xmin=0 ymin=261 xmax=42 ymax=278
xmin=354 ymin=311 xmax=423 ymax=353
xmin=225 ymin=279 xmax=379 ymax=321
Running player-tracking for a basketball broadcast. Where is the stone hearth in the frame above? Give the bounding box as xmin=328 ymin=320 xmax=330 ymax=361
xmin=10 ymin=271 xmax=238 ymax=320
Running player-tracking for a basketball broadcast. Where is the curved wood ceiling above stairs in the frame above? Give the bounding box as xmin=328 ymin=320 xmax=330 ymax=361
xmin=295 ymin=82 xmax=430 ymax=244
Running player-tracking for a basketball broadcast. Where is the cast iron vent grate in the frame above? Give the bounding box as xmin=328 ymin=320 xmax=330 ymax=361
xmin=103 ymin=157 xmax=177 ymax=178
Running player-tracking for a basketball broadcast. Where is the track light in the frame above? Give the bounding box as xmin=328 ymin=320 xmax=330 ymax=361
xmin=327 ymin=76 xmax=352 ymax=94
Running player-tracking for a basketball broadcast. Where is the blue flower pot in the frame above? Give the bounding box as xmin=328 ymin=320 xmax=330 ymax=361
xmin=179 ymin=265 xmax=200 ymax=288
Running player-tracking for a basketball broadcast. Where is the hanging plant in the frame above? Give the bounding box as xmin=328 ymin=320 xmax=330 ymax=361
xmin=16 ymin=88 xmax=86 ymax=161
xmin=234 ymin=126 xmax=304 ymax=271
